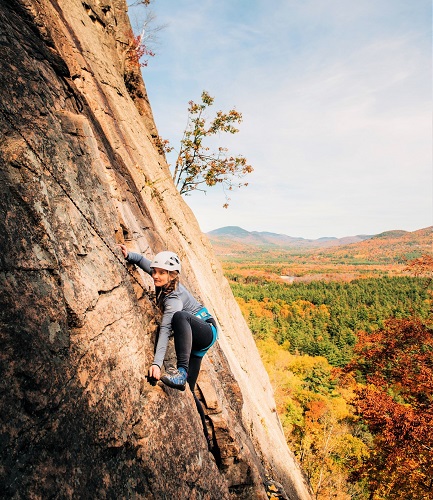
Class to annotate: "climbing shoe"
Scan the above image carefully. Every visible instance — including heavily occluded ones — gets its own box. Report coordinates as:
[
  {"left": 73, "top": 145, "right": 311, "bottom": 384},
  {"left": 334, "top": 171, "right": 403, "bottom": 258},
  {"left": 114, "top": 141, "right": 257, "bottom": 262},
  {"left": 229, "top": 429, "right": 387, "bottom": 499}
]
[{"left": 161, "top": 367, "right": 187, "bottom": 391}]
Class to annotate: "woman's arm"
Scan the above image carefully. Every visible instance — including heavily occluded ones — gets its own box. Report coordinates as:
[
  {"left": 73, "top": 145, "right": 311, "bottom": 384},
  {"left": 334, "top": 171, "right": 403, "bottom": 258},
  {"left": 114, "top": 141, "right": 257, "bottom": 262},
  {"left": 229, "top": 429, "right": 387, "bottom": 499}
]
[
  {"left": 118, "top": 244, "right": 152, "bottom": 275},
  {"left": 152, "top": 296, "right": 183, "bottom": 368}
]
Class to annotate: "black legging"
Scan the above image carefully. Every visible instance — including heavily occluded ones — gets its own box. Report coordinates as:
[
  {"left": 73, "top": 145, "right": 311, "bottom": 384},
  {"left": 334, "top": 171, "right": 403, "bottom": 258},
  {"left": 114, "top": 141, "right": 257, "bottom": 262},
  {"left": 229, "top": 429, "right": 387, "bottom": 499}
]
[{"left": 171, "top": 310, "right": 214, "bottom": 383}]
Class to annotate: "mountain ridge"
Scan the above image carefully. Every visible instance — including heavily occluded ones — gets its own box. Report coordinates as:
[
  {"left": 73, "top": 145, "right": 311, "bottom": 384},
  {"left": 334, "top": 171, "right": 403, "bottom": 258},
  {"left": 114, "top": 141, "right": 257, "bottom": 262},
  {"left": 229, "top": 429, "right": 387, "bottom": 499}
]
[
  {"left": 207, "top": 225, "right": 375, "bottom": 248},
  {"left": 207, "top": 226, "right": 432, "bottom": 264}
]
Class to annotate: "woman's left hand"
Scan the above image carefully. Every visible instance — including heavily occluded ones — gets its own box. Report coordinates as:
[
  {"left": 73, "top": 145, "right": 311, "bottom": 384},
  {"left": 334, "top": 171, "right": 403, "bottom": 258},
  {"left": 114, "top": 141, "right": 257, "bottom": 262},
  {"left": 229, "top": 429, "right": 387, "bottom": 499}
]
[{"left": 148, "top": 364, "right": 161, "bottom": 380}]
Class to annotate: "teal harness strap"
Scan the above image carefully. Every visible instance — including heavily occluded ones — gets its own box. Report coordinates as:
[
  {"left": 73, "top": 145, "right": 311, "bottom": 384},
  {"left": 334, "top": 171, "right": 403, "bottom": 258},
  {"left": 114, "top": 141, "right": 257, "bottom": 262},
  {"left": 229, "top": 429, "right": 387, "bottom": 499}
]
[
  {"left": 191, "top": 307, "right": 218, "bottom": 358},
  {"left": 194, "top": 307, "right": 213, "bottom": 321}
]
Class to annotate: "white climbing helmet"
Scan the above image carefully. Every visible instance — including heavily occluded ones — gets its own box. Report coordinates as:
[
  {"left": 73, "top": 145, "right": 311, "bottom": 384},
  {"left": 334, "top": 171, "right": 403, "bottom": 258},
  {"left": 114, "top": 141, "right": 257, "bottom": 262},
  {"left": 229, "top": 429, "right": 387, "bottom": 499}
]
[{"left": 150, "top": 251, "right": 181, "bottom": 273}]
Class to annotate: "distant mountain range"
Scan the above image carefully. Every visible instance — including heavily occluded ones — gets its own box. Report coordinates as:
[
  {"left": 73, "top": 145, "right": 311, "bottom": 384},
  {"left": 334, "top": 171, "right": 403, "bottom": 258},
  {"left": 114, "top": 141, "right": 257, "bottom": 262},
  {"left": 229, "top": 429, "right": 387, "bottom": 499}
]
[
  {"left": 206, "top": 225, "right": 432, "bottom": 252},
  {"left": 207, "top": 226, "right": 376, "bottom": 249}
]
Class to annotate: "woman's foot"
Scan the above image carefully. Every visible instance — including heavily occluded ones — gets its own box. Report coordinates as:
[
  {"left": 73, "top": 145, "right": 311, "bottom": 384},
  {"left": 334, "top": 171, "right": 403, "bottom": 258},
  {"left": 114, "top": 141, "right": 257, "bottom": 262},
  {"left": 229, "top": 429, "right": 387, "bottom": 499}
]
[{"left": 161, "top": 367, "right": 188, "bottom": 391}]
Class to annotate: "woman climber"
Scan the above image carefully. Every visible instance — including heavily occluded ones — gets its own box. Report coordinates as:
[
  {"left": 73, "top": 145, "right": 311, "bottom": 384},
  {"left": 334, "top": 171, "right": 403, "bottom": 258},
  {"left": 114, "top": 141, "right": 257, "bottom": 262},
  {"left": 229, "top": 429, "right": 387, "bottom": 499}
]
[{"left": 118, "top": 245, "right": 218, "bottom": 393}]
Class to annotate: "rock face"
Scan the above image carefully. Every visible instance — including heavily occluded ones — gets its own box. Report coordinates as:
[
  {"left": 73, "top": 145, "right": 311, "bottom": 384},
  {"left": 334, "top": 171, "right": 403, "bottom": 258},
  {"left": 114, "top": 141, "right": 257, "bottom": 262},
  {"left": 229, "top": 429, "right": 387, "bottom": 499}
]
[{"left": 0, "top": 1, "right": 312, "bottom": 498}]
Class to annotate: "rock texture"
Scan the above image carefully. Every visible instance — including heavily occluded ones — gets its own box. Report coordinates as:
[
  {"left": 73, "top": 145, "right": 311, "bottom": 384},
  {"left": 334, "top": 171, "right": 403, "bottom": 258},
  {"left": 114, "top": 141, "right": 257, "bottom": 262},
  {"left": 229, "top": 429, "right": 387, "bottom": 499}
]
[{"left": 0, "top": 1, "right": 312, "bottom": 498}]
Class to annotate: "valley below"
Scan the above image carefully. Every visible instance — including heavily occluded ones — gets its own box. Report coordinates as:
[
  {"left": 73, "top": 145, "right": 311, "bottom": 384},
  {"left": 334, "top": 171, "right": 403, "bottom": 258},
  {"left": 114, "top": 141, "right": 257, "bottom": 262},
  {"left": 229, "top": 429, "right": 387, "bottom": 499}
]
[{"left": 208, "top": 225, "right": 433, "bottom": 499}]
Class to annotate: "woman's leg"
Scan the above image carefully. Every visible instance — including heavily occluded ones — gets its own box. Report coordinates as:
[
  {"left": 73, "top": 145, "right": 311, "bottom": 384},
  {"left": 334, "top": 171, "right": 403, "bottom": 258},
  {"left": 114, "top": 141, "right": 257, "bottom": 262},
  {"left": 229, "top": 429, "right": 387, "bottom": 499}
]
[
  {"left": 171, "top": 311, "right": 213, "bottom": 371},
  {"left": 187, "top": 355, "right": 202, "bottom": 391}
]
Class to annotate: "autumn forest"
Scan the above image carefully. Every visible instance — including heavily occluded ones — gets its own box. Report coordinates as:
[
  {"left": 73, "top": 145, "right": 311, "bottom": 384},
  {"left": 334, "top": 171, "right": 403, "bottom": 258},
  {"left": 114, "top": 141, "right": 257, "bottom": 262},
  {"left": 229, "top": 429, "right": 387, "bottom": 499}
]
[{"left": 210, "top": 227, "right": 433, "bottom": 500}]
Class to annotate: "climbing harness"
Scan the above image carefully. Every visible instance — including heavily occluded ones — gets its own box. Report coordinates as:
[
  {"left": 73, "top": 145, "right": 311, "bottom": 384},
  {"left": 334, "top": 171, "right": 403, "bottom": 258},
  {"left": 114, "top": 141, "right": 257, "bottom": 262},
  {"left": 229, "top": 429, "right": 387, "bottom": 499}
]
[
  {"left": 0, "top": 107, "right": 154, "bottom": 302},
  {"left": 191, "top": 307, "right": 218, "bottom": 357},
  {"left": 194, "top": 307, "right": 213, "bottom": 322}
]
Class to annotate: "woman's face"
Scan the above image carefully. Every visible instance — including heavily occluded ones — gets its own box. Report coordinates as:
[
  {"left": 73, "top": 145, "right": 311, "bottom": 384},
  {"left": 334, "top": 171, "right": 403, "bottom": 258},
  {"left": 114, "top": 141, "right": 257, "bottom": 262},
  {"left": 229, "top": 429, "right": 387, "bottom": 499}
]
[{"left": 152, "top": 267, "right": 171, "bottom": 287}]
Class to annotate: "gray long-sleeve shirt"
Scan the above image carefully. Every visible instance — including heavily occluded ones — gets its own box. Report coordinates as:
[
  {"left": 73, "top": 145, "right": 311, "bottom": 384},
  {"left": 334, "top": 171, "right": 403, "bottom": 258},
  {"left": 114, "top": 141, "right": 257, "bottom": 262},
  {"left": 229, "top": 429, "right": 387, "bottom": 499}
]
[{"left": 126, "top": 251, "right": 203, "bottom": 367}]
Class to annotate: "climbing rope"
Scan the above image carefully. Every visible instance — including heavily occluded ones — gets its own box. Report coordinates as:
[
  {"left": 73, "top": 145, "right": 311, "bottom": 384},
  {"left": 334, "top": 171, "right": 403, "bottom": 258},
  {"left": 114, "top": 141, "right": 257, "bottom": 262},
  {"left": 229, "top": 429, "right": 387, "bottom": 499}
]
[{"left": 0, "top": 107, "right": 154, "bottom": 302}]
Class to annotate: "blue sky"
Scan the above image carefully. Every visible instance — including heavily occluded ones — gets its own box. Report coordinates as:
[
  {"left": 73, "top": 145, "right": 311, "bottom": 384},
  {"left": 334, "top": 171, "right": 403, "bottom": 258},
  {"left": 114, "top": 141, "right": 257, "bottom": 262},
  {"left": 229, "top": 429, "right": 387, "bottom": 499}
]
[{"left": 128, "top": 0, "right": 432, "bottom": 239}]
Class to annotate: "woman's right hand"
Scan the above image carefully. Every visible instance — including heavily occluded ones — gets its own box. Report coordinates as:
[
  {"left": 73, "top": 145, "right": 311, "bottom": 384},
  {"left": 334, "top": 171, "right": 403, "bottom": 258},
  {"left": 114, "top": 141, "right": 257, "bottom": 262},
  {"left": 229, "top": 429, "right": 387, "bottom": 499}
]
[
  {"left": 148, "top": 364, "right": 161, "bottom": 380},
  {"left": 118, "top": 244, "right": 128, "bottom": 258}
]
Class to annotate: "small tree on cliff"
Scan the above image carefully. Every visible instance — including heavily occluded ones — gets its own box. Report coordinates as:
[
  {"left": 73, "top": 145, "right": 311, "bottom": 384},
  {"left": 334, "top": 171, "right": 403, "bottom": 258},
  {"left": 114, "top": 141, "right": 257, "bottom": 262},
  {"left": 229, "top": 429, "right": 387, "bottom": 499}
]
[
  {"left": 123, "top": 1, "right": 163, "bottom": 98},
  {"left": 127, "top": 1, "right": 164, "bottom": 69},
  {"left": 160, "top": 91, "right": 253, "bottom": 208}
]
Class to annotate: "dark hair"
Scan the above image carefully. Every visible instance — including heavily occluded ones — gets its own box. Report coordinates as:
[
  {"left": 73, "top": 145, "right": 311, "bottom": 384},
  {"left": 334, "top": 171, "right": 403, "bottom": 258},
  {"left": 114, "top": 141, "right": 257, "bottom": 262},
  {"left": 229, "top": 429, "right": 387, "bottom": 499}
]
[{"left": 156, "top": 271, "right": 179, "bottom": 308}]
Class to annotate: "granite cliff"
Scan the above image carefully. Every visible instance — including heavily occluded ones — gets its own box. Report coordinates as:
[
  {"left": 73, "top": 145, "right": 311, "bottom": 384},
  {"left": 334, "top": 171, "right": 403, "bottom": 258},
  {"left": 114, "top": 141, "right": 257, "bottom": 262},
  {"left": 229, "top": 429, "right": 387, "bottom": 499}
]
[{"left": 0, "top": 1, "right": 312, "bottom": 498}]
